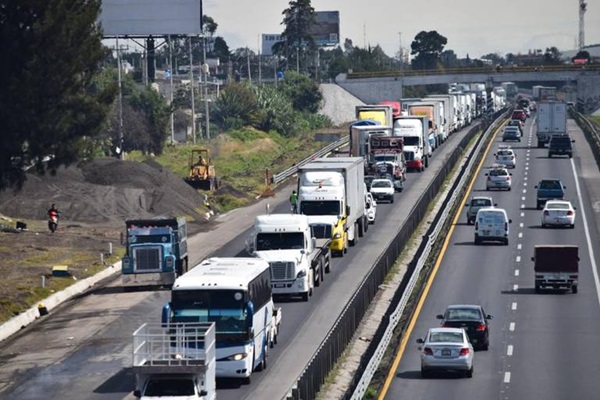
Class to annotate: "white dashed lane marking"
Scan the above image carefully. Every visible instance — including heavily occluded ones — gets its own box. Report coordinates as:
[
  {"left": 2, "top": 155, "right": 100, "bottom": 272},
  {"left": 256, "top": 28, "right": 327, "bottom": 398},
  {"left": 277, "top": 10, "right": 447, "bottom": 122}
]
[
  {"left": 512, "top": 302, "right": 517, "bottom": 310},
  {"left": 509, "top": 322, "right": 515, "bottom": 331},
  {"left": 507, "top": 345, "right": 514, "bottom": 356},
  {"left": 504, "top": 372, "right": 511, "bottom": 383},
  {"left": 515, "top": 269, "right": 520, "bottom": 276}
]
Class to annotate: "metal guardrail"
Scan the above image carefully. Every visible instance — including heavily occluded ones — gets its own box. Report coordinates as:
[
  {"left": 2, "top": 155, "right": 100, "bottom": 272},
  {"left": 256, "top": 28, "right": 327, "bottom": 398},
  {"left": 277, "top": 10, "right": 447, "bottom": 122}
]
[
  {"left": 571, "top": 109, "right": 600, "bottom": 168},
  {"left": 284, "top": 109, "right": 507, "bottom": 400},
  {"left": 348, "top": 111, "right": 508, "bottom": 399},
  {"left": 271, "top": 136, "right": 350, "bottom": 185}
]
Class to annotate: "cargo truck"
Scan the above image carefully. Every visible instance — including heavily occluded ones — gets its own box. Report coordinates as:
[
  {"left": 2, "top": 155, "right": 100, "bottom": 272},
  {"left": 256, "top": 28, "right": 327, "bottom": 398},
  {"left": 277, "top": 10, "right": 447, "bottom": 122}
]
[
  {"left": 349, "top": 125, "right": 392, "bottom": 161},
  {"left": 246, "top": 214, "right": 331, "bottom": 301},
  {"left": 369, "top": 135, "right": 405, "bottom": 191},
  {"left": 132, "top": 322, "right": 216, "bottom": 400},
  {"left": 356, "top": 104, "right": 394, "bottom": 127},
  {"left": 121, "top": 217, "right": 188, "bottom": 288},
  {"left": 428, "top": 94, "right": 459, "bottom": 134},
  {"left": 532, "top": 245, "right": 579, "bottom": 293},
  {"left": 536, "top": 101, "right": 567, "bottom": 148},
  {"left": 393, "top": 115, "right": 431, "bottom": 172},
  {"left": 407, "top": 102, "right": 446, "bottom": 146},
  {"left": 298, "top": 157, "right": 366, "bottom": 257}
]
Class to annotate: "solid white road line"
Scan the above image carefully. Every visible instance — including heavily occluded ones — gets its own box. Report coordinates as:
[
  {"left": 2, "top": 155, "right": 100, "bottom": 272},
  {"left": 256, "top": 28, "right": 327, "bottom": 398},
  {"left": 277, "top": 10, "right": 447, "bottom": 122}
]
[{"left": 570, "top": 159, "right": 600, "bottom": 310}]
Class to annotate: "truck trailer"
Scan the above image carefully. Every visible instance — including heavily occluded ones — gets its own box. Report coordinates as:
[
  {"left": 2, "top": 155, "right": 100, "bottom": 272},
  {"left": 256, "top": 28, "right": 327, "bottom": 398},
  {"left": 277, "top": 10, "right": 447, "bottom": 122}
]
[
  {"left": 532, "top": 245, "right": 579, "bottom": 293},
  {"left": 536, "top": 101, "right": 567, "bottom": 148}
]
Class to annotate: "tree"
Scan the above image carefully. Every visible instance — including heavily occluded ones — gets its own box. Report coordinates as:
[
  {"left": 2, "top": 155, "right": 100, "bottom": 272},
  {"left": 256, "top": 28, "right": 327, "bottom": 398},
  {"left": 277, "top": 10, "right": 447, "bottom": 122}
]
[
  {"left": 0, "top": 0, "right": 115, "bottom": 189},
  {"left": 543, "top": 47, "right": 561, "bottom": 65},
  {"left": 274, "top": 0, "right": 317, "bottom": 71},
  {"left": 211, "top": 37, "right": 231, "bottom": 64},
  {"left": 410, "top": 30, "right": 448, "bottom": 70},
  {"left": 279, "top": 71, "right": 322, "bottom": 113}
]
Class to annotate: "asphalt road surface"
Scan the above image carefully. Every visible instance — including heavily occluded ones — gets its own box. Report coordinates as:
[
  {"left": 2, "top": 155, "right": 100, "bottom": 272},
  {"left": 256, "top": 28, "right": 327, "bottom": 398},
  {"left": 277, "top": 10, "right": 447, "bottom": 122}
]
[{"left": 380, "top": 117, "right": 600, "bottom": 399}]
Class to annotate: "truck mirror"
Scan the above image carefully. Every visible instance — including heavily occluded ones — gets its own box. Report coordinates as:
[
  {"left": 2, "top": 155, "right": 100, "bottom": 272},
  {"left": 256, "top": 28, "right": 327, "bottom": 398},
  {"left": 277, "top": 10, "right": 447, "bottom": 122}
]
[
  {"left": 133, "top": 389, "right": 142, "bottom": 398},
  {"left": 245, "top": 238, "right": 255, "bottom": 254},
  {"left": 531, "top": 257, "right": 535, "bottom": 262},
  {"left": 346, "top": 205, "right": 351, "bottom": 216},
  {"left": 161, "top": 303, "right": 172, "bottom": 327},
  {"left": 245, "top": 301, "right": 255, "bottom": 327},
  {"left": 311, "top": 237, "right": 317, "bottom": 248},
  {"left": 508, "top": 219, "right": 512, "bottom": 223},
  {"left": 464, "top": 203, "right": 469, "bottom": 207}
]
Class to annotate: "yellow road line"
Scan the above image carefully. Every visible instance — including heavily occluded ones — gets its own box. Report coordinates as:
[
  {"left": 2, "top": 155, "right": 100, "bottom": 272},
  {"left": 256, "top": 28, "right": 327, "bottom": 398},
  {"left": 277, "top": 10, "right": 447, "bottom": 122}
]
[{"left": 377, "top": 121, "right": 505, "bottom": 399}]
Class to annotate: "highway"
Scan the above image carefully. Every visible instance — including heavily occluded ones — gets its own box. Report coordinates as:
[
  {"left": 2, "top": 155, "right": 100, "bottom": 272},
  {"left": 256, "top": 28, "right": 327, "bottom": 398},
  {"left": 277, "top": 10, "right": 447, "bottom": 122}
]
[
  {"left": 0, "top": 120, "right": 481, "bottom": 399},
  {"left": 380, "top": 117, "right": 600, "bottom": 399}
]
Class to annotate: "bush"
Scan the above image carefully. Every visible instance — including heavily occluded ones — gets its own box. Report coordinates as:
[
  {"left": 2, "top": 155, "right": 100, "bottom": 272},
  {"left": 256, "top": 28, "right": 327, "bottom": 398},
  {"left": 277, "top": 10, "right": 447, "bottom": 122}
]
[{"left": 212, "top": 82, "right": 258, "bottom": 131}]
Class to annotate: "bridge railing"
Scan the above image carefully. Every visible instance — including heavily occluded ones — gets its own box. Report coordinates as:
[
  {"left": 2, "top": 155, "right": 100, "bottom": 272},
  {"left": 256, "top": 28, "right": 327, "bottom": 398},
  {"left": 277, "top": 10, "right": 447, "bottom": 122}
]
[{"left": 346, "top": 63, "right": 600, "bottom": 79}]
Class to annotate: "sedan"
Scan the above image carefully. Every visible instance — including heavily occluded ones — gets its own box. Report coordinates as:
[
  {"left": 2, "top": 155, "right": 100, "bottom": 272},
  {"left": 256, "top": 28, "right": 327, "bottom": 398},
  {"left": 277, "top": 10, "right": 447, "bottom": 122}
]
[
  {"left": 502, "top": 126, "right": 521, "bottom": 142},
  {"left": 436, "top": 305, "right": 492, "bottom": 350},
  {"left": 416, "top": 327, "right": 474, "bottom": 378},
  {"left": 494, "top": 147, "right": 516, "bottom": 168},
  {"left": 370, "top": 178, "right": 395, "bottom": 203},
  {"left": 486, "top": 166, "right": 512, "bottom": 191},
  {"left": 541, "top": 200, "right": 576, "bottom": 228}
]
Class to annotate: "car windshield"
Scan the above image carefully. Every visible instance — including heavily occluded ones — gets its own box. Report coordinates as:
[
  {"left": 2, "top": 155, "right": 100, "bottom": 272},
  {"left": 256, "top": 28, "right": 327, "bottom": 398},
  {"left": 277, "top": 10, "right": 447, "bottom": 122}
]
[
  {"left": 546, "top": 203, "right": 569, "bottom": 210},
  {"left": 539, "top": 181, "right": 562, "bottom": 190},
  {"left": 372, "top": 181, "right": 392, "bottom": 188},
  {"left": 497, "top": 150, "right": 512, "bottom": 156},
  {"left": 446, "top": 308, "right": 482, "bottom": 321},
  {"left": 429, "top": 332, "right": 464, "bottom": 343}
]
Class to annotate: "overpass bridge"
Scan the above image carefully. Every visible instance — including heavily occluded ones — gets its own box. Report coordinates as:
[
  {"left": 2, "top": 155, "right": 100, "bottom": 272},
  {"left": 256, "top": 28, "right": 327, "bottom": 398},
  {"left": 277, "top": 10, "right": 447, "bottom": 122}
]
[{"left": 335, "top": 64, "right": 600, "bottom": 113}]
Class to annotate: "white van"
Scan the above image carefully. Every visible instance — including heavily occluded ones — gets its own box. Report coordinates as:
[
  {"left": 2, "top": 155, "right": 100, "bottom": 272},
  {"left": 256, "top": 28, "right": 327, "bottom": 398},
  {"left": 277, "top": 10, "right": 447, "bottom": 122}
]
[{"left": 474, "top": 208, "right": 511, "bottom": 245}]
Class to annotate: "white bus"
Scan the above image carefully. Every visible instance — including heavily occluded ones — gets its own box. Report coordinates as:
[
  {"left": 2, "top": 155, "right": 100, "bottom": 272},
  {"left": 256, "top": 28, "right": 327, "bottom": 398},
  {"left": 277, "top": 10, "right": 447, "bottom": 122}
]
[{"left": 161, "top": 257, "right": 281, "bottom": 382}]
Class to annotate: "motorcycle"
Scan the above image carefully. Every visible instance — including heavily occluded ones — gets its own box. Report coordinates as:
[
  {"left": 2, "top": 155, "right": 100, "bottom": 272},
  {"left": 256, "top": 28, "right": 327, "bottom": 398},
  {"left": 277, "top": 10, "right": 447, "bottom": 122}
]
[{"left": 48, "top": 214, "right": 58, "bottom": 233}]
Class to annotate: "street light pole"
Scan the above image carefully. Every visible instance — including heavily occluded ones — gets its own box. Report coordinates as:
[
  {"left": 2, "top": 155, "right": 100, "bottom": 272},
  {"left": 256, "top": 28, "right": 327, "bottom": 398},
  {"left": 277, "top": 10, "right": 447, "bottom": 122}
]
[
  {"left": 202, "top": 34, "right": 210, "bottom": 140},
  {"left": 189, "top": 37, "right": 196, "bottom": 143}
]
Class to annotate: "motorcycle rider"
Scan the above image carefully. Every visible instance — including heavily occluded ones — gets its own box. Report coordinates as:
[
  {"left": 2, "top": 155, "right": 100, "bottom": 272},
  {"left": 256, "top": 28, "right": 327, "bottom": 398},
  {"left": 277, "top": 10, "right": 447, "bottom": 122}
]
[{"left": 47, "top": 203, "right": 60, "bottom": 231}]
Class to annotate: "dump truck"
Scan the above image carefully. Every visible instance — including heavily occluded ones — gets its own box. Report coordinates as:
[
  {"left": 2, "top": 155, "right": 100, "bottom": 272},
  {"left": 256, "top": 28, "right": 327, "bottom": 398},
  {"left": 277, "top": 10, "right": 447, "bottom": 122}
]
[
  {"left": 132, "top": 322, "right": 216, "bottom": 400},
  {"left": 532, "top": 245, "right": 579, "bottom": 293},
  {"left": 121, "top": 217, "right": 189, "bottom": 288},
  {"left": 184, "top": 149, "right": 220, "bottom": 191}
]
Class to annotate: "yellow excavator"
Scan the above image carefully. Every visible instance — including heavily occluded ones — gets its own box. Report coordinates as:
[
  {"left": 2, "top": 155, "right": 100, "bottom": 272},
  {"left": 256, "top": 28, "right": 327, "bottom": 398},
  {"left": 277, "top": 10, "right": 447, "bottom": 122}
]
[{"left": 184, "top": 149, "right": 220, "bottom": 191}]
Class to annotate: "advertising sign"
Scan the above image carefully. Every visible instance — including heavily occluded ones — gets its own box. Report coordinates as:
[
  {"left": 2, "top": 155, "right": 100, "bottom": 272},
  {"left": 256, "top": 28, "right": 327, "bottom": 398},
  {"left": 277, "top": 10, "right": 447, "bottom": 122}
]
[{"left": 309, "top": 11, "right": 340, "bottom": 46}]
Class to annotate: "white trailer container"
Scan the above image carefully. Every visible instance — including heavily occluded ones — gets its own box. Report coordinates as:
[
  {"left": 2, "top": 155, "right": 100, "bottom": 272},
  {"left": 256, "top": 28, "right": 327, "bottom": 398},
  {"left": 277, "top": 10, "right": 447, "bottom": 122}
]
[
  {"left": 428, "top": 94, "right": 459, "bottom": 134},
  {"left": 349, "top": 125, "right": 392, "bottom": 162},
  {"left": 536, "top": 101, "right": 567, "bottom": 147},
  {"left": 298, "top": 158, "right": 367, "bottom": 257},
  {"left": 393, "top": 115, "right": 430, "bottom": 172},
  {"left": 132, "top": 322, "right": 216, "bottom": 400}
]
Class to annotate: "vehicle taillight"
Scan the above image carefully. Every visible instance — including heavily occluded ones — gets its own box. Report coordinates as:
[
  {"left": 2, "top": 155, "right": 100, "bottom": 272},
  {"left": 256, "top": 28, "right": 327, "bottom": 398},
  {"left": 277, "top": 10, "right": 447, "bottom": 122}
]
[
  {"left": 507, "top": 176, "right": 511, "bottom": 180},
  {"left": 476, "top": 324, "right": 486, "bottom": 331},
  {"left": 567, "top": 210, "right": 574, "bottom": 216},
  {"left": 459, "top": 348, "right": 470, "bottom": 356},
  {"left": 424, "top": 347, "right": 433, "bottom": 355},
  {"left": 544, "top": 211, "right": 549, "bottom": 216}
]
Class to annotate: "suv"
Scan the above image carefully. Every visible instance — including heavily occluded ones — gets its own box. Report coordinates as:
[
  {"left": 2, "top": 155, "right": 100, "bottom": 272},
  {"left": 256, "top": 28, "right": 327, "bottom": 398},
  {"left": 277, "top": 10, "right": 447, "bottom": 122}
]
[
  {"left": 465, "top": 196, "right": 496, "bottom": 225},
  {"left": 535, "top": 179, "right": 566, "bottom": 209},
  {"left": 548, "top": 135, "right": 575, "bottom": 158}
]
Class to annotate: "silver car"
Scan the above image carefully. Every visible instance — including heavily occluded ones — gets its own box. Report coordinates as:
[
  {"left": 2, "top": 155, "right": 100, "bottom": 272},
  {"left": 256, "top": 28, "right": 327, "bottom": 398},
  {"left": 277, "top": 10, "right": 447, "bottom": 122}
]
[
  {"left": 485, "top": 166, "right": 512, "bottom": 191},
  {"left": 464, "top": 196, "right": 496, "bottom": 225},
  {"left": 417, "top": 327, "right": 474, "bottom": 378}
]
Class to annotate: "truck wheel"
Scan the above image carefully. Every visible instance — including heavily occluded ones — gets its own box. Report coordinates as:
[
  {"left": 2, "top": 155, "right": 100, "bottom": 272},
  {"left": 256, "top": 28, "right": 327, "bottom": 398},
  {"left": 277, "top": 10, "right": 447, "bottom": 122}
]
[
  {"left": 314, "top": 262, "right": 322, "bottom": 287},
  {"left": 572, "top": 285, "right": 578, "bottom": 294},
  {"left": 301, "top": 291, "right": 309, "bottom": 302},
  {"left": 319, "top": 257, "right": 325, "bottom": 282},
  {"left": 358, "top": 219, "right": 365, "bottom": 238},
  {"left": 350, "top": 223, "right": 359, "bottom": 246},
  {"left": 364, "top": 216, "right": 369, "bottom": 233},
  {"left": 537, "top": 141, "right": 544, "bottom": 148}
]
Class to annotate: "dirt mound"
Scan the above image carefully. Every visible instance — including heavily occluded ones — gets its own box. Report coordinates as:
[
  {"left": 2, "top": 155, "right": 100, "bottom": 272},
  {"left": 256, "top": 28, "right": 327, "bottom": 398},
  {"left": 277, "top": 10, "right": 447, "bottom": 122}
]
[{"left": 0, "top": 158, "right": 211, "bottom": 233}]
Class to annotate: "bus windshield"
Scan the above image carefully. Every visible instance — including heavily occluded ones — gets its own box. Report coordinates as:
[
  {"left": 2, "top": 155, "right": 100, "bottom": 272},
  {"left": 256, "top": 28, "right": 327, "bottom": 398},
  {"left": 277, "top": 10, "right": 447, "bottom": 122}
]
[
  {"left": 171, "top": 290, "right": 247, "bottom": 335},
  {"left": 301, "top": 200, "right": 341, "bottom": 216}
]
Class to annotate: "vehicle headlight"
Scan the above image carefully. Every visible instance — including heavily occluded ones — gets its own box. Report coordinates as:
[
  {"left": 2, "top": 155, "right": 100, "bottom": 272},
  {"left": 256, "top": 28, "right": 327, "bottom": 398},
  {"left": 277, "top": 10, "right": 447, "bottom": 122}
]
[
  {"left": 333, "top": 232, "right": 342, "bottom": 239},
  {"left": 296, "top": 269, "right": 307, "bottom": 278},
  {"left": 219, "top": 353, "right": 248, "bottom": 362},
  {"left": 165, "top": 256, "right": 175, "bottom": 269}
]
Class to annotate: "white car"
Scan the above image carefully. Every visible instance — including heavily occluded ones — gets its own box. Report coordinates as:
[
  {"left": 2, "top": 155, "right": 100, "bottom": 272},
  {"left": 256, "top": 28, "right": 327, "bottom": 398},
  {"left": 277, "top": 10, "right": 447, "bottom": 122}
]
[
  {"left": 541, "top": 200, "right": 576, "bottom": 228},
  {"left": 485, "top": 166, "right": 512, "bottom": 191},
  {"left": 366, "top": 192, "right": 377, "bottom": 224},
  {"left": 416, "top": 327, "right": 474, "bottom": 378},
  {"left": 370, "top": 178, "right": 395, "bottom": 203},
  {"left": 494, "top": 146, "right": 516, "bottom": 168}
]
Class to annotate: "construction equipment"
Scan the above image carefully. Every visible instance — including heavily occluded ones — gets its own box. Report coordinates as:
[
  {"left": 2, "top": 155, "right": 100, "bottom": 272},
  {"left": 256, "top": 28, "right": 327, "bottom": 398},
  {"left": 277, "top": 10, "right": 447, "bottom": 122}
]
[{"left": 184, "top": 149, "right": 220, "bottom": 191}]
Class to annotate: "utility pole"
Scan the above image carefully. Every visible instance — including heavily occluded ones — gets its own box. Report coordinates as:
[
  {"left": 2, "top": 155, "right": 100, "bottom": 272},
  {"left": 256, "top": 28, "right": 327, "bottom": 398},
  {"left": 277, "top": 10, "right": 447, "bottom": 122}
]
[
  {"left": 189, "top": 37, "right": 196, "bottom": 143},
  {"left": 168, "top": 35, "right": 174, "bottom": 144},
  {"left": 203, "top": 34, "right": 210, "bottom": 140},
  {"left": 116, "top": 36, "right": 124, "bottom": 160},
  {"left": 247, "top": 47, "right": 252, "bottom": 83},
  {"left": 579, "top": 0, "right": 587, "bottom": 50}
]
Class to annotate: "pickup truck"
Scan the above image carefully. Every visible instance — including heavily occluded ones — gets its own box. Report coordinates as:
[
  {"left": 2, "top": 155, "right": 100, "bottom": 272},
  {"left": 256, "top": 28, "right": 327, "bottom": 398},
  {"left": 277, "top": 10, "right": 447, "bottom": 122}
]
[
  {"left": 532, "top": 245, "right": 579, "bottom": 293},
  {"left": 535, "top": 179, "right": 566, "bottom": 209}
]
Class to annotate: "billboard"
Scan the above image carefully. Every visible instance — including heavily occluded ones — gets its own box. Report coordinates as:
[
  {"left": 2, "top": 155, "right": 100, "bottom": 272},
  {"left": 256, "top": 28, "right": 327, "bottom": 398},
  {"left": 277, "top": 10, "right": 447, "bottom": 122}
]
[
  {"left": 309, "top": 11, "right": 339, "bottom": 46},
  {"left": 261, "top": 34, "right": 284, "bottom": 56},
  {"left": 99, "top": 0, "right": 203, "bottom": 37}
]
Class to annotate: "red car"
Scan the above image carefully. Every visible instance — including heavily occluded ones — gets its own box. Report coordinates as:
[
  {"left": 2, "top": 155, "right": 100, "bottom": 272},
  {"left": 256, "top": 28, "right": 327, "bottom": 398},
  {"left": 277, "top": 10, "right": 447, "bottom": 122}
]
[{"left": 511, "top": 109, "right": 526, "bottom": 122}]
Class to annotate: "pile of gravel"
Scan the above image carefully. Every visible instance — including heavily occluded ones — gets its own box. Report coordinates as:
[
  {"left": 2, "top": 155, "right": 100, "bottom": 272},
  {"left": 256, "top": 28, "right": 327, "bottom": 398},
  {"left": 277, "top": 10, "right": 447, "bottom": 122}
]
[{"left": 0, "top": 158, "right": 210, "bottom": 229}]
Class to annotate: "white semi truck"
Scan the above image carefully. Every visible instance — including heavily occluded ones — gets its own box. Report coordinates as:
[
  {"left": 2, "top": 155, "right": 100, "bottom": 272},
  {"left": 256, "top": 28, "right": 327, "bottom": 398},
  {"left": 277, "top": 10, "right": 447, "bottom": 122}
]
[
  {"left": 298, "top": 157, "right": 367, "bottom": 257},
  {"left": 393, "top": 115, "right": 431, "bottom": 172},
  {"left": 247, "top": 214, "right": 331, "bottom": 301},
  {"left": 132, "top": 322, "right": 216, "bottom": 400}
]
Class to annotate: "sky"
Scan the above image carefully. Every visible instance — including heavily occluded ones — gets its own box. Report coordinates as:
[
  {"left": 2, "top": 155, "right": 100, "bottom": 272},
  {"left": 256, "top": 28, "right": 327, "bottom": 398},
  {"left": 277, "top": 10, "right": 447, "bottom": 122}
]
[{"left": 204, "top": 0, "right": 600, "bottom": 59}]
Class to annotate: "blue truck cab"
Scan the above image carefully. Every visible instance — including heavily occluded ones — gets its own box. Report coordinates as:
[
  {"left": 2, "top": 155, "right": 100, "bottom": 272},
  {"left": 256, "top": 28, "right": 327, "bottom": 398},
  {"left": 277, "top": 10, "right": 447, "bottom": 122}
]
[
  {"left": 535, "top": 179, "right": 566, "bottom": 210},
  {"left": 121, "top": 217, "right": 188, "bottom": 288}
]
